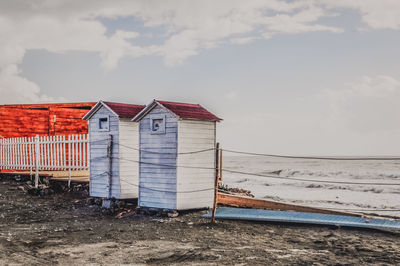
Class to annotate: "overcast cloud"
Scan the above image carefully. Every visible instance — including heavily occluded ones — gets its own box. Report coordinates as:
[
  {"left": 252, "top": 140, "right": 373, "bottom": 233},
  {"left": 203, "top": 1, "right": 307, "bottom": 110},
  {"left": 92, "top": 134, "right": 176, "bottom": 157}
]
[{"left": 1, "top": 0, "right": 400, "bottom": 155}]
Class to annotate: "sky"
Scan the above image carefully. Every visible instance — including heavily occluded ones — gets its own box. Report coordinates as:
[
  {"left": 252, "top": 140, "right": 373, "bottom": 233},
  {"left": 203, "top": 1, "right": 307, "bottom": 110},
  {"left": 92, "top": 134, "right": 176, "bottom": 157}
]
[{"left": 1, "top": 0, "right": 400, "bottom": 156}]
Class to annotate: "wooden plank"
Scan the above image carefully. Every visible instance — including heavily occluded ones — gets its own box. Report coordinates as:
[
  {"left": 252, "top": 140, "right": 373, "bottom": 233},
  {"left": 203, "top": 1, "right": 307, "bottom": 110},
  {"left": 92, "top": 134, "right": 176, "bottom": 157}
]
[
  {"left": 61, "top": 135, "right": 65, "bottom": 170},
  {"left": 4, "top": 138, "right": 7, "bottom": 169},
  {"left": 217, "top": 193, "right": 362, "bottom": 217},
  {"left": 79, "top": 134, "right": 83, "bottom": 169},
  {"left": 48, "top": 136, "right": 52, "bottom": 170},
  {"left": 30, "top": 136, "right": 34, "bottom": 169},
  {"left": 10, "top": 138, "right": 13, "bottom": 169},
  {"left": 72, "top": 135, "right": 75, "bottom": 170},
  {"left": 3, "top": 170, "right": 89, "bottom": 182},
  {"left": 56, "top": 135, "right": 60, "bottom": 169},
  {"left": 22, "top": 137, "right": 26, "bottom": 168},
  {"left": 16, "top": 138, "right": 20, "bottom": 169},
  {"left": 82, "top": 134, "right": 86, "bottom": 169}
]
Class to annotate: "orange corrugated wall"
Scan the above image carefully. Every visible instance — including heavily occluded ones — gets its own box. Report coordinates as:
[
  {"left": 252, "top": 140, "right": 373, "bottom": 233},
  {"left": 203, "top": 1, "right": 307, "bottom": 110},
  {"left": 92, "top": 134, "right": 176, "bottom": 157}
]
[{"left": 0, "top": 102, "right": 96, "bottom": 138}]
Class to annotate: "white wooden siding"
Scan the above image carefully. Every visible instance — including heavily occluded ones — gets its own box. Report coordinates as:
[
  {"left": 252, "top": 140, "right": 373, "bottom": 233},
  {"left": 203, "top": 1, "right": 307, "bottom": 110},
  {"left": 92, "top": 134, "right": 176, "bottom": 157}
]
[
  {"left": 138, "top": 105, "right": 178, "bottom": 209},
  {"left": 177, "top": 119, "right": 216, "bottom": 210},
  {"left": 118, "top": 119, "right": 139, "bottom": 199},
  {"left": 88, "top": 106, "right": 120, "bottom": 198}
]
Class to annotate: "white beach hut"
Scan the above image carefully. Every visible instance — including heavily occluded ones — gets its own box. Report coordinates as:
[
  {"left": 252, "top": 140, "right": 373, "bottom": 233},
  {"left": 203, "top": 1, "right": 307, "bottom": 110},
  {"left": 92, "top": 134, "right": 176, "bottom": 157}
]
[
  {"left": 132, "top": 100, "right": 222, "bottom": 210},
  {"left": 83, "top": 101, "right": 145, "bottom": 199}
]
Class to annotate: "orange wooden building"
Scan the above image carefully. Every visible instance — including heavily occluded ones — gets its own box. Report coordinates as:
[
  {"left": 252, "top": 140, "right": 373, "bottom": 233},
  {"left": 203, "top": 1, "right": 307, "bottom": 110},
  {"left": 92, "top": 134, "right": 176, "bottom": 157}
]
[{"left": 0, "top": 102, "right": 96, "bottom": 138}]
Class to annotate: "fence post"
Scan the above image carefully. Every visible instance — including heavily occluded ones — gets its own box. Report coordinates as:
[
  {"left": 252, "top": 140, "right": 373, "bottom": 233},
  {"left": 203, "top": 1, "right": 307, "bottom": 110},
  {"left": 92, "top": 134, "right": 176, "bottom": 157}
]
[
  {"left": 219, "top": 148, "right": 223, "bottom": 181},
  {"left": 68, "top": 168, "right": 72, "bottom": 188},
  {"left": 34, "top": 135, "right": 40, "bottom": 188},
  {"left": 211, "top": 142, "right": 220, "bottom": 223},
  {"left": 68, "top": 135, "right": 71, "bottom": 187}
]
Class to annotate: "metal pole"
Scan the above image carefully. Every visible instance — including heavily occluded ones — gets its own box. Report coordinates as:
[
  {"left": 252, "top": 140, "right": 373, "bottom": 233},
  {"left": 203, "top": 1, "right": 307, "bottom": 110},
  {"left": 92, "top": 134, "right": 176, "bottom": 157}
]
[
  {"left": 211, "top": 142, "right": 220, "bottom": 223},
  {"left": 107, "top": 134, "right": 113, "bottom": 199},
  {"left": 219, "top": 149, "right": 223, "bottom": 181},
  {"left": 34, "top": 135, "right": 39, "bottom": 188}
]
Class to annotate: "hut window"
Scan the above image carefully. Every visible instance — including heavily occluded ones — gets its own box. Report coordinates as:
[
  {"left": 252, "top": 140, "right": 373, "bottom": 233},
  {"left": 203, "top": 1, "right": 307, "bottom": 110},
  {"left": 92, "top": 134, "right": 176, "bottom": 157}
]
[
  {"left": 98, "top": 116, "right": 109, "bottom": 131},
  {"left": 150, "top": 115, "right": 166, "bottom": 134}
]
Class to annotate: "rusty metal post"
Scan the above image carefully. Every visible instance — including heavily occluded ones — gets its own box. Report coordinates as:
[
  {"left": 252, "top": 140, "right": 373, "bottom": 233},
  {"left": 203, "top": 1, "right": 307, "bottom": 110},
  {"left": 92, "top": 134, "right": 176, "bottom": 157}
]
[
  {"left": 219, "top": 148, "right": 223, "bottom": 181},
  {"left": 107, "top": 134, "right": 113, "bottom": 199},
  {"left": 211, "top": 142, "right": 220, "bottom": 223}
]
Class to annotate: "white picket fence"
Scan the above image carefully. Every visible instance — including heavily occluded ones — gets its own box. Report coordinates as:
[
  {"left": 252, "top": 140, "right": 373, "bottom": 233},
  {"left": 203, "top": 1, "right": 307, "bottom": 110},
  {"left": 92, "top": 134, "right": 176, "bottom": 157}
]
[{"left": 0, "top": 134, "right": 89, "bottom": 187}]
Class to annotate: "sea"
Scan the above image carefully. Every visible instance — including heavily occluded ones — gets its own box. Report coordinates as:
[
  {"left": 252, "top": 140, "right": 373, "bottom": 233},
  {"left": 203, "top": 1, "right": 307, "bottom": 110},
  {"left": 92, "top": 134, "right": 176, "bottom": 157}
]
[{"left": 222, "top": 156, "right": 400, "bottom": 217}]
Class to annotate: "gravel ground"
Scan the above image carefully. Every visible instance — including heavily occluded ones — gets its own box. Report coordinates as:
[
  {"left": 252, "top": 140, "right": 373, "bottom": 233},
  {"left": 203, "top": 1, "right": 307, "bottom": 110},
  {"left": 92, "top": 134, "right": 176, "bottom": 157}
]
[{"left": 1, "top": 176, "right": 400, "bottom": 265}]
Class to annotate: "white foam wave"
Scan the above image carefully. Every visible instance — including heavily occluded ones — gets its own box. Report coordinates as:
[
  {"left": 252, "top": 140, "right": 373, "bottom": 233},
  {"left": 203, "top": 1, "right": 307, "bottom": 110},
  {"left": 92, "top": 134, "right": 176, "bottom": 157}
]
[{"left": 278, "top": 169, "right": 400, "bottom": 180}]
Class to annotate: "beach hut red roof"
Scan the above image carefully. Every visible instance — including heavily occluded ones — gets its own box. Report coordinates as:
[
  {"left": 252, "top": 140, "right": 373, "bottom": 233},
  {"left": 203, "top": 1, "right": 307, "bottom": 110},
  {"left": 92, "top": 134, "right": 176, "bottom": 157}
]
[
  {"left": 103, "top": 101, "right": 145, "bottom": 118},
  {"left": 132, "top": 100, "right": 222, "bottom": 122},
  {"left": 83, "top": 101, "right": 145, "bottom": 120},
  {"left": 158, "top": 100, "right": 222, "bottom": 121}
]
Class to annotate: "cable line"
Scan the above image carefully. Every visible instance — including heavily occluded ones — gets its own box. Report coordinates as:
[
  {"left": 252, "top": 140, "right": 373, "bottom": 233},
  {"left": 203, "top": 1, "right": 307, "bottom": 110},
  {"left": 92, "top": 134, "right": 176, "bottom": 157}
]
[
  {"left": 222, "top": 149, "right": 400, "bottom": 161},
  {"left": 321, "top": 207, "right": 400, "bottom": 212},
  {"left": 116, "top": 142, "right": 215, "bottom": 155},
  {"left": 89, "top": 138, "right": 400, "bottom": 160},
  {"left": 221, "top": 168, "right": 400, "bottom": 186},
  {"left": 117, "top": 157, "right": 216, "bottom": 171},
  {"left": 87, "top": 155, "right": 400, "bottom": 186},
  {"left": 91, "top": 170, "right": 214, "bottom": 194},
  {"left": 119, "top": 179, "right": 214, "bottom": 193}
]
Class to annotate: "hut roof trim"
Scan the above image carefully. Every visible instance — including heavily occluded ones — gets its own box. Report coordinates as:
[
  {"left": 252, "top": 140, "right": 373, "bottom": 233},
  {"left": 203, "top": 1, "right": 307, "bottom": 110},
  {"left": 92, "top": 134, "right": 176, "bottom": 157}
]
[
  {"left": 83, "top": 100, "right": 145, "bottom": 120},
  {"left": 132, "top": 99, "right": 222, "bottom": 122}
]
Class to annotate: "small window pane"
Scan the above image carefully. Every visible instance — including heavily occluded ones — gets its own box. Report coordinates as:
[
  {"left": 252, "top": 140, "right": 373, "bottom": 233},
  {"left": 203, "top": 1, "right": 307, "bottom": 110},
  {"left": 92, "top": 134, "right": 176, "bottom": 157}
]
[
  {"left": 152, "top": 119, "right": 163, "bottom": 131},
  {"left": 150, "top": 115, "right": 166, "bottom": 134},
  {"left": 99, "top": 117, "right": 109, "bottom": 130}
]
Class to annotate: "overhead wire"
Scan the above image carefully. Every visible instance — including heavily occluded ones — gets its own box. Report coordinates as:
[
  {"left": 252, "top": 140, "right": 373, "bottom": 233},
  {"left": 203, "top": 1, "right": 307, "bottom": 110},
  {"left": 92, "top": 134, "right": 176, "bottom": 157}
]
[
  {"left": 221, "top": 149, "right": 400, "bottom": 161},
  {"left": 91, "top": 171, "right": 400, "bottom": 213},
  {"left": 90, "top": 171, "right": 400, "bottom": 213},
  {"left": 88, "top": 155, "right": 400, "bottom": 186},
  {"left": 119, "top": 179, "right": 214, "bottom": 193},
  {"left": 90, "top": 170, "right": 214, "bottom": 194},
  {"left": 116, "top": 142, "right": 215, "bottom": 155},
  {"left": 319, "top": 207, "right": 400, "bottom": 212},
  {"left": 221, "top": 168, "right": 400, "bottom": 186},
  {"left": 89, "top": 138, "right": 400, "bottom": 160},
  {"left": 88, "top": 156, "right": 400, "bottom": 213}
]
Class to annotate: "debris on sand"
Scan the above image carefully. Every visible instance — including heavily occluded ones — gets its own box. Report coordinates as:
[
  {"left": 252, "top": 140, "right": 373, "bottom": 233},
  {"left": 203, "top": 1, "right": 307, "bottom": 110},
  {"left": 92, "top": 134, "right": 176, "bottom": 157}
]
[
  {"left": 115, "top": 209, "right": 136, "bottom": 219},
  {"left": 218, "top": 183, "right": 254, "bottom": 198},
  {"left": 167, "top": 210, "right": 179, "bottom": 218}
]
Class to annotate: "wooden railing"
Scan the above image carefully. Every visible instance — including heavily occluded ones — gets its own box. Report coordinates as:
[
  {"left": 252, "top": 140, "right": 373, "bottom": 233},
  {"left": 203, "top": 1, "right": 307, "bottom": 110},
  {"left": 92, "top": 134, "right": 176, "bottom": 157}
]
[{"left": 0, "top": 134, "right": 89, "bottom": 187}]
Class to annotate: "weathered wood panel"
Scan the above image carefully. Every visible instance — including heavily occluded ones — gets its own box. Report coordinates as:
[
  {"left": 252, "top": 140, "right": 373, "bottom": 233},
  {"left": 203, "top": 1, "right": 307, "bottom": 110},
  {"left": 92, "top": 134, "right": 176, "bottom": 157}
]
[
  {"left": 177, "top": 119, "right": 216, "bottom": 210},
  {"left": 217, "top": 193, "right": 362, "bottom": 217},
  {"left": 88, "top": 106, "right": 120, "bottom": 198},
  {"left": 118, "top": 119, "right": 139, "bottom": 199},
  {"left": 138, "top": 105, "right": 178, "bottom": 209}
]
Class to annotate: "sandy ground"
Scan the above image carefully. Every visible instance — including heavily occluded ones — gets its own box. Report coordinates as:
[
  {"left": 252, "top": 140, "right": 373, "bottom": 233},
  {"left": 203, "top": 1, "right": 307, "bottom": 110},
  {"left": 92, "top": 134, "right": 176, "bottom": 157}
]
[{"left": 1, "top": 176, "right": 400, "bottom": 265}]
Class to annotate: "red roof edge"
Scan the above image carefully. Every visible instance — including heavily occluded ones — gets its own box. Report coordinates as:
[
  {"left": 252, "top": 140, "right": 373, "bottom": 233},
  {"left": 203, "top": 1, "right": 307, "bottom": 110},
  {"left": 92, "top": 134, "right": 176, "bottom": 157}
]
[
  {"left": 157, "top": 100, "right": 222, "bottom": 122},
  {"left": 102, "top": 101, "right": 145, "bottom": 119}
]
